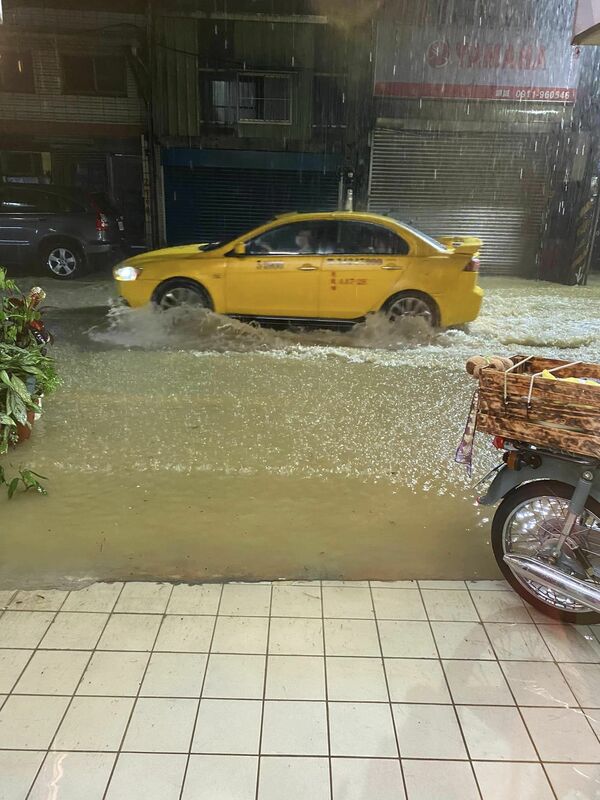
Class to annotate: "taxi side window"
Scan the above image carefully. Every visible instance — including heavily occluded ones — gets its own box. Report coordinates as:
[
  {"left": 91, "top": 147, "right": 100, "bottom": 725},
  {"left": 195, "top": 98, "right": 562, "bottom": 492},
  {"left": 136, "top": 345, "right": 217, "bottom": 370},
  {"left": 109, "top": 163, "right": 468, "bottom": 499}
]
[
  {"left": 336, "top": 222, "right": 409, "bottom": 255},
  {"left": 247, "top": 221, "right": 337, "bottom": 256}
]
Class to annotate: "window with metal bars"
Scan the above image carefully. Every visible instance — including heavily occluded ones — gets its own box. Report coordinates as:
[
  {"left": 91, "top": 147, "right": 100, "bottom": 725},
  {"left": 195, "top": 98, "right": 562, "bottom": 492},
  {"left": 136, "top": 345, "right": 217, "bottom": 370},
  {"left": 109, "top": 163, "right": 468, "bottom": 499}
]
[
  {"left": 200, "top": 71, "right": 291, "bottom": 125},
  {"left": 238, "top": 74, "right": 291, "bottom": 123}
]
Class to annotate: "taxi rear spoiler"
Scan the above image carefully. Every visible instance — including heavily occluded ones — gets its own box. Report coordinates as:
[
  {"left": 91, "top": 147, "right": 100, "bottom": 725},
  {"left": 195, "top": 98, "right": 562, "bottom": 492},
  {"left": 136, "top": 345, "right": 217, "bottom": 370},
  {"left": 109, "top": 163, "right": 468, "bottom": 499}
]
[{"left": 437, "top": 235, "right": 483, "bottom": 256}]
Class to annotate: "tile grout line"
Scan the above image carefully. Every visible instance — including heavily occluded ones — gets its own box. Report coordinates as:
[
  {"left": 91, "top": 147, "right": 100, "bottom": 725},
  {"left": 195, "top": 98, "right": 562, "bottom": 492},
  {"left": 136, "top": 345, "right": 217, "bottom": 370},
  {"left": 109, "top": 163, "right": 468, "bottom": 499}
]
[
  {"left": 1, "top": 609, "right": 553, "bottom": 622},
  {"left": 320, "top": 580, "right": 334, "bottom": 800},
  {"left": 532, "top": 615, "right": 600, "bottom": 753},
  {"left": 556, "top": 660, "right": 600, "bottom": 749},
  {"left": 254, "top": 581, "right": 274, "bottom": 800},
  {"left": 6, "top": 579, "right": 600, "bottom": 798},
  {"left": 535, "top": 616, "right": 600, "bottom": 747},
  {"left": 0, "top": 746, "right": 597, "bottom": 764},
  {"left": 1, "top": 614, "right": 50, "bottom": 699},
  {"left": 367, "top": 582, "right": 409, "bottom": 800},
  {"left": 0, "top": 590, "right": 17, "bottom": 619},
  {"left": 177, "top": 583, "right": 225, "bottom": 800},
  {"left": 4, "top": 645, "right": 600, "bottom": 662},
  {"left": 417, "top": 581, "right": 485, "bottom": 800},
  {"left": 3, "top": 694, "right": 599, "bottom": 707},
  {"left": 522, "top": 595, "right": 600, "bottom": 756},
  {"left": 101, "top": 583, "right": 175, "bottom": 800},
  {"left": 465, "top": 582, "right": 560, "bottom": 800},
  {"left": 21, "top": 590, "right": 74, "bottom": 800},
  {"left": 23, "top": 584, "right": 123, "bottom": 800}
]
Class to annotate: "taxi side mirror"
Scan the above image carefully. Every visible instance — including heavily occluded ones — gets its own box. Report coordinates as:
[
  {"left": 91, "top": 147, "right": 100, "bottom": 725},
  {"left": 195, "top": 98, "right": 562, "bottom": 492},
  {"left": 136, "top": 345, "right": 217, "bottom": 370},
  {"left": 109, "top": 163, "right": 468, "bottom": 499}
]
[{"left": 234, "top": 242, "right": 247, "bottom": 257}]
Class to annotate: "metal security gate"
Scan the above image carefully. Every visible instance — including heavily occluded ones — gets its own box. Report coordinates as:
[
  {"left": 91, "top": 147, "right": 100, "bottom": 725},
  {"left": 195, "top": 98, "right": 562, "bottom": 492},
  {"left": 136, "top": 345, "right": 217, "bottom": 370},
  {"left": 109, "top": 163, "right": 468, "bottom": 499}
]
[
  {"left": 164, "top": 158, "right": 340, "bottom": 246},
  {"left": 368, "top": 128, "right": 552, "bottom": 275}
]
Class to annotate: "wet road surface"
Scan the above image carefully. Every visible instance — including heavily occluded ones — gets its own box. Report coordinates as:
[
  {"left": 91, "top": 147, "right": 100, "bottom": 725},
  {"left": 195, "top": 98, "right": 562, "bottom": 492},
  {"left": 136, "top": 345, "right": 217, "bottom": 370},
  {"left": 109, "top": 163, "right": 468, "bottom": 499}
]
[{"left": 1, "top": 275, "right": 599, "bottom": 588}]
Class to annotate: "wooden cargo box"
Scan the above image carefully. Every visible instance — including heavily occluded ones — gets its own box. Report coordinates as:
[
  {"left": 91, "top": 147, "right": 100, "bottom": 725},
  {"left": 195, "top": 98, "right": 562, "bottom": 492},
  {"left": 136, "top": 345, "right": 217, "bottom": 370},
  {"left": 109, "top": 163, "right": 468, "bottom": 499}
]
[{"left": 476, "top": 356, "right": 600, "bottom": 458}]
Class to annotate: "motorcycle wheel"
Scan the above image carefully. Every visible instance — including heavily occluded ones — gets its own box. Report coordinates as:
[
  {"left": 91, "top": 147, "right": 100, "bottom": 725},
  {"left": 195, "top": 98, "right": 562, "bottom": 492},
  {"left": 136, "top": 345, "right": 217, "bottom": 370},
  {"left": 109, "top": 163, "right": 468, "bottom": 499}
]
[{"left": 492, "top": 480, "right": 600, "bottom": 624}]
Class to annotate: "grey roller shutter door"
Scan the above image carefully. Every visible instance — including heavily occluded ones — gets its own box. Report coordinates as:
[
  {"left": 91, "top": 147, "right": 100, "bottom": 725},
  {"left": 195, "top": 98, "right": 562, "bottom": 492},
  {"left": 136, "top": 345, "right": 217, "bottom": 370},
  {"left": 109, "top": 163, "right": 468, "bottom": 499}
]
[{"left": 368, "top": 127, "right": 551, "bottom": 275}]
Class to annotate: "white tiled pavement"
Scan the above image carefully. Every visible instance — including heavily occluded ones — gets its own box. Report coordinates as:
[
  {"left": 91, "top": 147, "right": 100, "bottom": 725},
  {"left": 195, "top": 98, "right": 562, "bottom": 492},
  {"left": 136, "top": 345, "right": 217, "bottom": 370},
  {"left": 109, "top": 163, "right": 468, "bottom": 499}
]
[{"left": 1, "top": 580, "right": 600, "bottom": 799}]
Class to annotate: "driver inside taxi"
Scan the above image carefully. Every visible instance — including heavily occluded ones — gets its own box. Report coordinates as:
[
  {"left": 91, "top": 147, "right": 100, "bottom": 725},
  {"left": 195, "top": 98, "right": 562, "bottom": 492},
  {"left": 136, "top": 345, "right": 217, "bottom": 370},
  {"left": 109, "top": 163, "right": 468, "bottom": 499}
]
[{"left": 295, "top": 229, "right": 314, "bottom": 254}]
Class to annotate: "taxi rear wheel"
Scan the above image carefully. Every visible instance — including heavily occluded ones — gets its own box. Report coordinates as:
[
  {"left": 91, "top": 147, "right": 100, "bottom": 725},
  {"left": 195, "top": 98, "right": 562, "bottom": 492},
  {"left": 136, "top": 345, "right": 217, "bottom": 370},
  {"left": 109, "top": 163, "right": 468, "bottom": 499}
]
[
  {"left": 153, "top": 280, "right": 212, "bottom": 311},
  {"left": 383, "top": 291, "right": 439, "bottom": 327}
]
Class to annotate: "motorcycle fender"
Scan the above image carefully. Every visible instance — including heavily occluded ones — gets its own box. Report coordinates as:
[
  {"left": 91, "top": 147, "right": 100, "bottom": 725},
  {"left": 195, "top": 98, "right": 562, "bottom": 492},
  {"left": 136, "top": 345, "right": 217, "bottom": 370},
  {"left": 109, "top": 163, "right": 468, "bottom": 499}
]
[{"left": 478, "top": 459, "right": 600, "bottom": 507}]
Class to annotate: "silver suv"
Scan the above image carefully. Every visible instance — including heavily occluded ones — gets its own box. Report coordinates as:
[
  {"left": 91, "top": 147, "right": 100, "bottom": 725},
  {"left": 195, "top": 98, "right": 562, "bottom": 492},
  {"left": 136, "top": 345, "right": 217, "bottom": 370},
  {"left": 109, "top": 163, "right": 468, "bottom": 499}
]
[{"left": 0, "top": 184, "right": 126, "bottom": 279}]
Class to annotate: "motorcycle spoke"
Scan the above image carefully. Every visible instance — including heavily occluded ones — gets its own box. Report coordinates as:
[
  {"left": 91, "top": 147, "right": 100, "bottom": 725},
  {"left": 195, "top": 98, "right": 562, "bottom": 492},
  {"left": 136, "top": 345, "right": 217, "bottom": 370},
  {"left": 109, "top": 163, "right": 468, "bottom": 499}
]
[{"left": 503, "top": 492, "right": 600, "bottom": 614}]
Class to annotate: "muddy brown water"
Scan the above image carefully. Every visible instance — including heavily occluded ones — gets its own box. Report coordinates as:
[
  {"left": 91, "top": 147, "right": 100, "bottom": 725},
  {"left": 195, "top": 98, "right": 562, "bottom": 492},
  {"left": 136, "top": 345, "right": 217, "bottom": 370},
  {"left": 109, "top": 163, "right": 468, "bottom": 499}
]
[{"left": 1, "top": 276, "right": 599, "bottom": 588}]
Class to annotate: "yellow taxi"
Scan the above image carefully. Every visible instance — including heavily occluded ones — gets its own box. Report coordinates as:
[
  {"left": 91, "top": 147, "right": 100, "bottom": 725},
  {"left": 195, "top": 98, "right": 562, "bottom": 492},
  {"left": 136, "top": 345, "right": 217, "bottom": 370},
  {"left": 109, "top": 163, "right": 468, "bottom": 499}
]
[{"left": 113, "top": 211, "right": 483, "bottom": 328}]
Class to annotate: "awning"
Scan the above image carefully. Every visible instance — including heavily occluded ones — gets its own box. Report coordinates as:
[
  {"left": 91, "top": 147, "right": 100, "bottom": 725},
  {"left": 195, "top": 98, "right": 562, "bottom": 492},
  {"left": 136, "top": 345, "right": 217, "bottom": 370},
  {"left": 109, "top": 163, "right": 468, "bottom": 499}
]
[{"left": 573, "top": 0, "right": 600, "bottom": 45}]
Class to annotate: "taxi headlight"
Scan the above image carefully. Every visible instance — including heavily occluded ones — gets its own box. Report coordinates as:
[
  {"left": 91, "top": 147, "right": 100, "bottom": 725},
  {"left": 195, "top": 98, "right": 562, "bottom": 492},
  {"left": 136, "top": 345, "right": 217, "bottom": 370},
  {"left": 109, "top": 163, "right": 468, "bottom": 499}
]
[{"left": 114, "top": 265, "right": 142, "bottom": 281}]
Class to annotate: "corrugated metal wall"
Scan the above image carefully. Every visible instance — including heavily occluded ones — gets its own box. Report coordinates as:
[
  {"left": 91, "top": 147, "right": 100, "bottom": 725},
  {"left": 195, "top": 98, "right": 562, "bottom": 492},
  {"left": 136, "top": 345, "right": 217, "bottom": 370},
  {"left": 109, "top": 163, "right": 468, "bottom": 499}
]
[
  {"left": 368, "top": 127, "right": 552, "bottom": 275},
  {"left": 164, "top": 165, "right": 340, "bottom": 245},
  {"left": 154, "top": 17, "right": 200, "bottom": 138}
]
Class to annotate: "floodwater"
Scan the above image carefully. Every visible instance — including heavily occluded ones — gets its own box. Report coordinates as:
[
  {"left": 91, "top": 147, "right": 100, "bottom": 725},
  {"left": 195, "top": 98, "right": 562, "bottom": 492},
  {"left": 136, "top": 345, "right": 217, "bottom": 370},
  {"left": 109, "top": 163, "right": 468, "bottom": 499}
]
[{"left": 1, "top": 275, "right": 599, "bottom": 588}]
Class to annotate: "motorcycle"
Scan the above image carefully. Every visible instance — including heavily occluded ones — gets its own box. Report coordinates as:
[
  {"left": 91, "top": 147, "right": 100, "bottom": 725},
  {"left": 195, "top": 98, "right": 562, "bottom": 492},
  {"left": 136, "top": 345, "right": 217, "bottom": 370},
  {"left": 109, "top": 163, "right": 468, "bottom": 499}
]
[
  {"left": 459, "top": 355, "right": 600, "bottom": 624},
  {"left": 478, "top": 438, "right": 600, "bottom": 624}
]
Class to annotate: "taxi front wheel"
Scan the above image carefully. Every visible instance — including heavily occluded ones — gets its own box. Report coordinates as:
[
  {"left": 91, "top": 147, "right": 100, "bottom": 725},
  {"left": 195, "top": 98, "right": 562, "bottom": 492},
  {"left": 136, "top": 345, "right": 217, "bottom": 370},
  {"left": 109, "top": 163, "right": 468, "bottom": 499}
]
[
  {"left": 153, "top": 279, "right": 212, "bottom": 311},
  {"left": 383, "top": 291, "right": 439, "bottom": 327}
]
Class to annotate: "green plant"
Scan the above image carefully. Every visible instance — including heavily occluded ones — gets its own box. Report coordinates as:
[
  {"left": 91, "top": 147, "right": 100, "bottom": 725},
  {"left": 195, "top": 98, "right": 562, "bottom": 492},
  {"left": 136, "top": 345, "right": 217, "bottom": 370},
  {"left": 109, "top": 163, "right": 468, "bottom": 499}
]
[
  {"left": 0, "top": 267, "right": 58, "bottom": 497},
  {"left": 0, "top": 366, "right": 38, "bottom": 454},
  {"left": 0, "top": 464, "right": 47, "bottom": 499},
  {"left": 0, "top": 342, "right": 60, "bottom": 397},
  {"left": 0, "top": 268, "right": 53, "bottom": 349},
  {"left": 0, "top": 343, "right": 59, "bottom": 456}
]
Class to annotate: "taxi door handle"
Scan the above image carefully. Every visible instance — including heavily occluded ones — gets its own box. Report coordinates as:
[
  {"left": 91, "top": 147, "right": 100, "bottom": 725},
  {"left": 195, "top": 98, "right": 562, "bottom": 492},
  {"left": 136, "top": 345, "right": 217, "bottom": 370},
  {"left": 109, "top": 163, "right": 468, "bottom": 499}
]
[
  {"left": 381, "top": 265, "right": 402, "bottom": 270},
  {"left": 297, "top": 264, "right": 317, "bottom": 271}
]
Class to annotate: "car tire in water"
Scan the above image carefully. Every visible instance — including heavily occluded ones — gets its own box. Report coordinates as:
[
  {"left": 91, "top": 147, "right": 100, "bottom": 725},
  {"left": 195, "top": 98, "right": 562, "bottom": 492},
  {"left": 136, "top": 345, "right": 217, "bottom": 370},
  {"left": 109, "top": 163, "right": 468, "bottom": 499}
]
[
  {"left": 491, "top": 481, "right": 600, "bottom": 625},
  {"left": 153, "top": 279, "right": 212, "bottom": 310},
  {"left": 383, "top": 291, "right": 438, "bottom": 327},
  {"left": 40, "top": 241, "right": 85, "bottom": 280}
]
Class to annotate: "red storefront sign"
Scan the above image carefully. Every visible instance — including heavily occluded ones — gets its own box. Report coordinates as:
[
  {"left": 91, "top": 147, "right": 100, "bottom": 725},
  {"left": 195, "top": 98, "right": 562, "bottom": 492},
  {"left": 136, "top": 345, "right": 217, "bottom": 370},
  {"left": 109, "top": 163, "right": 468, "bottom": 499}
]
[{"left": 375, "top": 21, "right": 580, "bottom": 103}]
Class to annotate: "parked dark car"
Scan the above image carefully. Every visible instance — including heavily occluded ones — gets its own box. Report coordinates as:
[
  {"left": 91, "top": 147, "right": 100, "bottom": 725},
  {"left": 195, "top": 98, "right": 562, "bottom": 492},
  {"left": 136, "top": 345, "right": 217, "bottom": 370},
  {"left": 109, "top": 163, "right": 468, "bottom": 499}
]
[{"left": 0, "top": 183, "right": 127, "bottom": 279}]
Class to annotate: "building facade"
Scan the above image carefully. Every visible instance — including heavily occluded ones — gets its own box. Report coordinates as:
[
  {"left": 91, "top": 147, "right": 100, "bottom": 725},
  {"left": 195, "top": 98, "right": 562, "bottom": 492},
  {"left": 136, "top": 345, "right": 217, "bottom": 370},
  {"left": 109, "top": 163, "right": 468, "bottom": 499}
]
[
  {"left": 0, "top": 1, "right": 147, "bottom": 242},
  {"left": 368, "top": 0, "right": 592, "bottom": 278},
  {"left": 149, "top": 0, "right": 373, "bottom": 247},
  {"left": 1, "top": 0, "right": 597, "bottom": 280}
]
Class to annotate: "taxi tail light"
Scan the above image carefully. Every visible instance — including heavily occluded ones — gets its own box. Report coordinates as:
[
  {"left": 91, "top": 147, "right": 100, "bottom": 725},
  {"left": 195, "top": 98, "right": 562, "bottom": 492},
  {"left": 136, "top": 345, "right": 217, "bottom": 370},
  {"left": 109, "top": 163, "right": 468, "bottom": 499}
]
[
  {"left": 463, "top": 258, "right": 480, "bottom": 273},
  {"left": 492, "top": 435, "right": 506, "bottom": 450}
]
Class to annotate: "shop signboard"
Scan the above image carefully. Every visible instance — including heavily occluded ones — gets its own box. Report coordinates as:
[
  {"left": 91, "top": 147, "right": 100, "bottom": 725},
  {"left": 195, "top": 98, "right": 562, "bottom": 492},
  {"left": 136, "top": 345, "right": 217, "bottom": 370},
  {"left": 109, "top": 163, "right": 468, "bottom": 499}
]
[{"left": 375, "top": 20, "right": 581, "bottom": 102}]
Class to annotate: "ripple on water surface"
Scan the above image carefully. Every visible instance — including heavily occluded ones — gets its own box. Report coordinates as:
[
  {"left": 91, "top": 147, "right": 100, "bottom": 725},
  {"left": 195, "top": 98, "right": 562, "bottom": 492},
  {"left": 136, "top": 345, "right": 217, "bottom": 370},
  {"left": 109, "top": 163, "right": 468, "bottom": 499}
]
[{"left": 2, "top": 276, "right": 598, "bottom": 585}]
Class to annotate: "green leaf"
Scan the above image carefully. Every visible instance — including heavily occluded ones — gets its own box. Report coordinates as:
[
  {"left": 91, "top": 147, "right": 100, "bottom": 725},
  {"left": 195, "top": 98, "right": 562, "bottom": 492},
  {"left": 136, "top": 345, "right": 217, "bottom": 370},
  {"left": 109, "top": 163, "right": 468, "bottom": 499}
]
[
  {"left": 7, "top": 477, "right": 20, "bottom": 499},
  {"left": 9, "top": 374, "right": 31, "bottom": 403},
  {"left": 19, "top": 470, "right": 36, "bottom": 488},
  {"left": 7, "top": 391, "right": 27, "bottom": 425},
  {"left": 0, "top": 370, "right": 12, "bottom": 388},
  {"left": 26, "top": 470, "right": 48, "bottom": 480},
  {"left": 0, "top": 414, "right": 16, "bottom": 426}
]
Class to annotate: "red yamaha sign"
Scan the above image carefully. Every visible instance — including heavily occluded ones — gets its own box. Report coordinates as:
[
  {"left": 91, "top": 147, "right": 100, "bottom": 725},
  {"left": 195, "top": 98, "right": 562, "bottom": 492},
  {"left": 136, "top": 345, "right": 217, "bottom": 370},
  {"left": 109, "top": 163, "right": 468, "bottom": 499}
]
[{"left": 376, "top": 23, "right": 580, "bottom": 103}]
